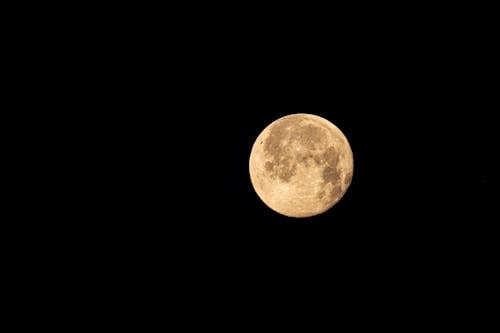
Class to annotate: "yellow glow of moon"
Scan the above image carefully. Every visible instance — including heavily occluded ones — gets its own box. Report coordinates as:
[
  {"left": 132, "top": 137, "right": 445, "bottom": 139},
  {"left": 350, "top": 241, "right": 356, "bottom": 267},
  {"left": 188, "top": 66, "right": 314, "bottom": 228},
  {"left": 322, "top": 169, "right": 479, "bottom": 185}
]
[{"left": 249, "top": 113, "right": 354, "bottom": 218}]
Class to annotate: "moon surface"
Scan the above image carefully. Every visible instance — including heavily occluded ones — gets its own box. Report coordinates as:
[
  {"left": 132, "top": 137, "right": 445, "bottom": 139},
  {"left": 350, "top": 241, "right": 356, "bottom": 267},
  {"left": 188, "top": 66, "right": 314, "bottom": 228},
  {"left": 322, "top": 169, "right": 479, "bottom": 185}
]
[{"left": 249, "top": 113, "right": 354, "bottom": 218}]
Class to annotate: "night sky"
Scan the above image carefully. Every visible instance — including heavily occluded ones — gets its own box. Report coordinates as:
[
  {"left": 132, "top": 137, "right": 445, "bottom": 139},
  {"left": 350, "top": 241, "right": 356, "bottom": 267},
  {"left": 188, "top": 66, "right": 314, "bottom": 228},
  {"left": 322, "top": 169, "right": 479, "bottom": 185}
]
[
  {"left": 33, "top": 92, "right": 490, "bottom": 264},
  {"left": 28, "top": 6, "right": 493, "bottom": 313}
]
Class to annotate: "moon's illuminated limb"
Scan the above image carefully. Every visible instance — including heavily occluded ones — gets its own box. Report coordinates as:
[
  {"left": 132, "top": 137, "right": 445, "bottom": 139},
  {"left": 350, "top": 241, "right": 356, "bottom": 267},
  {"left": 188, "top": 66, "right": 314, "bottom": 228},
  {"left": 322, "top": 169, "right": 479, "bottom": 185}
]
[{"left": 249, "top": 113, "right": 353, "bottom": 218}]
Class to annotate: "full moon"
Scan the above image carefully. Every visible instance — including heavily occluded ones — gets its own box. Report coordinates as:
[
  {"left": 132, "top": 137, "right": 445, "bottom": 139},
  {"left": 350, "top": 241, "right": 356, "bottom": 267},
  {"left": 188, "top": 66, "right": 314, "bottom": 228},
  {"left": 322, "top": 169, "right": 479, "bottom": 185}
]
[{"left": 249, "top": 113, "right": 354, "bottom": 218}]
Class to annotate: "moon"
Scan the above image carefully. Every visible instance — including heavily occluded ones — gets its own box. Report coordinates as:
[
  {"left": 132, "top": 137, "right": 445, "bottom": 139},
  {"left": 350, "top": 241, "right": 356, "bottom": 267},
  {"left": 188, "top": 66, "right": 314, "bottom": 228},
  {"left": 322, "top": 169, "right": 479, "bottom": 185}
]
[{"left": 249, "top": 113, "right": 354, "bottom": 218}]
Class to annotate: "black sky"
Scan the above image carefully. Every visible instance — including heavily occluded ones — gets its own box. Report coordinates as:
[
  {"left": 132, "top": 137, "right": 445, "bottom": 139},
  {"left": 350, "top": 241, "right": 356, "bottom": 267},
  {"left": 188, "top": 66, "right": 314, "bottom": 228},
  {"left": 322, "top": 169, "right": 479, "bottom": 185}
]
[{"left": 28, "top": 7, "right": 493, "bottom": 308}]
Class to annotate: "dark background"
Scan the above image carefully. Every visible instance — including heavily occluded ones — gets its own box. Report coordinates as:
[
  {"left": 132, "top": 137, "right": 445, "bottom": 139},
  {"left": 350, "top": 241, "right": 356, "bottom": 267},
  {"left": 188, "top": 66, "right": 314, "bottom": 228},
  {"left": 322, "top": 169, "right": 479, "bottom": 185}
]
[{"left": 24, "top": 4, "right": 494, "bottom": 317}]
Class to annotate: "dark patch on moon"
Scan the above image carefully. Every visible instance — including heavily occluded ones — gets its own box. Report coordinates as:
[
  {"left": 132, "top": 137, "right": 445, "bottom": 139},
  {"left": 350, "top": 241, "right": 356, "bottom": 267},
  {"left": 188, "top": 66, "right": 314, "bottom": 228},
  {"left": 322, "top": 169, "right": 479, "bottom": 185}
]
[
  {"left": 321, "top": 146, "right": 340, "bottom": 184},
  {"left": 320, "top": 145, "right": 343, "bottom": 201},
  {"left": 277, "top": 156, "right": 297, "bottom": 182},
  {"left": 330, "top": 185, "right": 342, "bottom": 200},
  {"left": 263, "top": 117, "right": 300, "bottom": 183},
  {"left": 322, "top": 166, "right": 341, "bottom": 184},
  {"left": 323, "top": 146, "right": 340, "bottom": 167},
  {"left": 313, "top": 154, "right": 323, "bottom": 165},
  {"left": 297, "top": 153, "right": 317, "bottom": 167},
  {"left": 290, "top": 123, "right": 326, "bottom": 150},
  {"left": 263, "top": 117, "right": 296, "bottom": 157}
]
